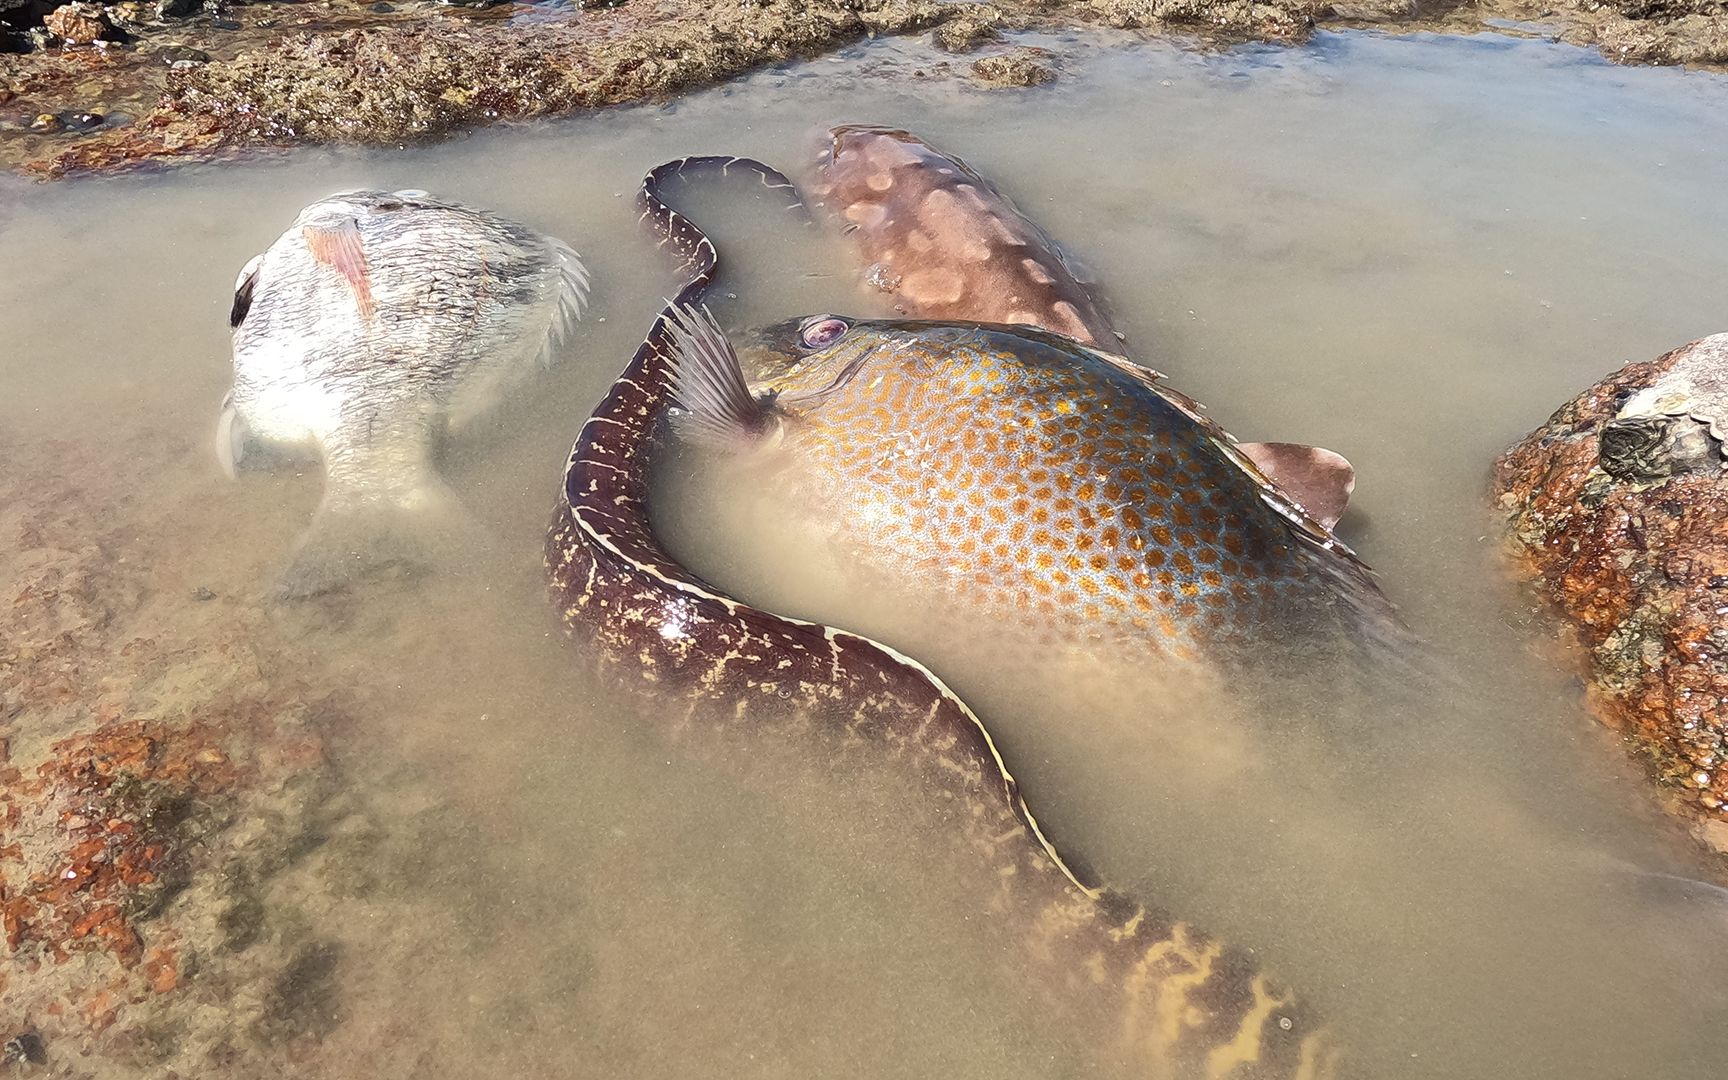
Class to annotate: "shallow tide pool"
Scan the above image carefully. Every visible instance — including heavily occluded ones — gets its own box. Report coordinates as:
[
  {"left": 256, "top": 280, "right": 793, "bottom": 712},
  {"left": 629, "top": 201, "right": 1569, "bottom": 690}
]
[{"left": 4, "top": 27, "right": 1728, "bottom": 1080}]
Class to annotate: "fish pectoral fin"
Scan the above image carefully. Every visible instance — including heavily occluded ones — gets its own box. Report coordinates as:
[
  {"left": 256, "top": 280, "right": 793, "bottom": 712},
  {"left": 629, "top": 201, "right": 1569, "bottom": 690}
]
[
  {"left": 230, "top": 253, "right": 262, "bottom": 329},
  {"left": 215, "top": 392, "right": 249, "bottom": 479},
  {"left": 1236, "top": 442, "right": 1356, "bottom": 531},
  {"left": 662, "top": 302, "right": 774, "bottom": 448},
  {"left": 301, "top": 218, "right": 376, "bottom": 320}
]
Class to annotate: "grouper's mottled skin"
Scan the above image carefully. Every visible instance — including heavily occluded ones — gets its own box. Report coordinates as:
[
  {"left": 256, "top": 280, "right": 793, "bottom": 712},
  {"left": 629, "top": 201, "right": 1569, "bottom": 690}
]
[
  {"left": 805, "top": 125, "right": 1119, "bottom": 348},
  {"left": 546, "top": 157, "right": 1338, "bottom": 1078},
  {"left": 744, "top": 320, "right": 1395, "bottom": 661}
]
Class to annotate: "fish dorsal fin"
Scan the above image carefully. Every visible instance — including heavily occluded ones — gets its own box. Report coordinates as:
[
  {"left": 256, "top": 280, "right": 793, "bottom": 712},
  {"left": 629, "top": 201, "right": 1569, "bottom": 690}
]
[
  {"left": 662, "top": 303, "right": 774, "bottom": 448},
  {"left": 230, "top": 253, "right": 262, "bottom": 329},
  {"left": 1087, "top": 348, "right": 1169, "bottom": 387},
  {"left": 1236, "top": 442, "right": 1355, "bottom": 530},
  {"left": 1080, "top": 342, "right": 1364, "bottom": 559}
]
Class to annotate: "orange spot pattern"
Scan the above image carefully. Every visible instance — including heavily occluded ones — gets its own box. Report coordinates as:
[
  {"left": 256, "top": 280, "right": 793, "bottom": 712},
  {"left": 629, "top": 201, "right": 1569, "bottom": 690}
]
[{"left": 768, "top": 325, "right": 1333, "bottom": 656}]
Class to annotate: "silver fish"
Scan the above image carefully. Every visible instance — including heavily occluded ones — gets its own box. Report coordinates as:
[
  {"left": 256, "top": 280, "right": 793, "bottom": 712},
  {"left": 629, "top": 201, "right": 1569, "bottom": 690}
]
[{"left": 220, "top": 188, "right": 590, "bottom": 597}]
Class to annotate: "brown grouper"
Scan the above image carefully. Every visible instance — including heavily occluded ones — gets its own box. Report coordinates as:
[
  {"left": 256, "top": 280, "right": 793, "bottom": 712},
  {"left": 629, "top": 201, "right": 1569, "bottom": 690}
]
[
  {"left": 803, "top": 124, "right": 1356, "bottom": 534},
  {"left": 547, "top": 158, "right": 1337, "bottom": 1077}
]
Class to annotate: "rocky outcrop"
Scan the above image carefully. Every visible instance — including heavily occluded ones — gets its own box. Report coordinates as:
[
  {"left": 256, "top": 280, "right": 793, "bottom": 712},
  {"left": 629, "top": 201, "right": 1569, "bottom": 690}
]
[
  {"left": 5, "top": 0, "right": 1728, "bottom": 177},
  {"left": 1493, "top": 334, "right": 1728, "bottom": 850}
]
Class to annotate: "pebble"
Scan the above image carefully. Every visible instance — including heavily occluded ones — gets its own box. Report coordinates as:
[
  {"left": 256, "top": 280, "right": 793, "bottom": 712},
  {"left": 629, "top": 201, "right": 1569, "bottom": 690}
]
[
  {"left": 1, "top": 1033, "right": 47, "bottom": 1067},
  {"left": 160, "top": 44, "right": 211, "bottom": 67},
  {"left": 969, "top": 50, "right": 1056, "bottom": 89}
]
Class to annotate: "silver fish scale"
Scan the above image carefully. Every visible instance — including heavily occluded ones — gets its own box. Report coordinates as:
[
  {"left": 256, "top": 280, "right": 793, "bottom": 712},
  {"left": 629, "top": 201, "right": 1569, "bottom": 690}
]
[{"left": 231, "top": 190, "right": 588, "bottom": 438}]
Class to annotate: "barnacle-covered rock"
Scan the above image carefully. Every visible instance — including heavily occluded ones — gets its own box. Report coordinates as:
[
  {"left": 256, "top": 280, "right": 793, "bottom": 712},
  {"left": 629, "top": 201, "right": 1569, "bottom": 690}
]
[
  {"left": 969, "top": 45, "right": 1056, "bottom": 85},
  {"left": 1493, "top": 334, "right": 1728, "bottom": 848},
  {"left": 42, "top": 2, "right": 119, "bottom": 45}
]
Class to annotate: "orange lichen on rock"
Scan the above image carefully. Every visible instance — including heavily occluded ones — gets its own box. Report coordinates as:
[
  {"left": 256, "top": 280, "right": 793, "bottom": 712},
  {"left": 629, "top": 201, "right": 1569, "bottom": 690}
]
[
  {"left": 1493, "top": 335, "right": 1728, "bottom": 844},
  {"left": 0, "top": 428, "right": 368, "bottom": 1071},
  {"left": 0, "top": 717, "right": 244, "bottom": 974},
  {"left": 144, "top": 946, "right": 181, "bottom": 994}
]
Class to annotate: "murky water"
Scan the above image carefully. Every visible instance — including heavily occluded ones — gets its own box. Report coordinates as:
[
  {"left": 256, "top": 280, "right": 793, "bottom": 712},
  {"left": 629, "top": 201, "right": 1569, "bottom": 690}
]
[{"left": 5, "top": 27, "right": 1728, "bottom": 1080}]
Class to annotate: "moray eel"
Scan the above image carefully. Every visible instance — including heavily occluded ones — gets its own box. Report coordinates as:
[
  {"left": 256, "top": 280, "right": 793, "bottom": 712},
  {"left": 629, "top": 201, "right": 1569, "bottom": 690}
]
[
  {"left": 665, "top": 311, "right": 1400, "bottom": 664},
  {"left": 803, "top": 124, "right": 1358, "bottom": 534},
  {"left": 545, "top": 157, "right": 1339, "bottom": 1078}
]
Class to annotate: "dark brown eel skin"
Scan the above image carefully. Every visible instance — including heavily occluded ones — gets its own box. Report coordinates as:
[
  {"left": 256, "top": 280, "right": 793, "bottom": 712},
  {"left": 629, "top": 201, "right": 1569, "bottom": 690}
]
[{"left": 545, "top": 156, "right": 1338, "bottom": 1080}]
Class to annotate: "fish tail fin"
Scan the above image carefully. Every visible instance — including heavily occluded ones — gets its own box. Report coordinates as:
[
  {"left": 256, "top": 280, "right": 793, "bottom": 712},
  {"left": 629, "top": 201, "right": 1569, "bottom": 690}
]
[
  {"left": 1316, "top": 556, "right": 1462, "bottom": 698},
  {"left": 1286, "top": 536, "right": 1427, "bottom": 668},
  {"left": 274, "top": 477, "right": 490, "bottom": 600}
]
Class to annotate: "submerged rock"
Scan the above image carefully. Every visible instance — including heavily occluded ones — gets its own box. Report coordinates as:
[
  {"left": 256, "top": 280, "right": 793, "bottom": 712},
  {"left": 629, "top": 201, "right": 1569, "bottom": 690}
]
[
  {"left": 970, "top": 45, "right": 1055, "bottom": 86},
  {"left": 0, "top": 427, "right": 547, "bottom": 1078},
  {"left": 1493, "top": 334, "right": 1728, "bottom": 849},
  {"left": 931, "top": 3, "right": 1004, "bottom": 50},
  {"left": 42, "top": 2, "right": 121, "bottom": 44}
]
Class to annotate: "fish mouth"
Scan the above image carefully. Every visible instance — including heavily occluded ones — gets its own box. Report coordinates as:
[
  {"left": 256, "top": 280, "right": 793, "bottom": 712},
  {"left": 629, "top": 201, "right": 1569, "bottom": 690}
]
[
  {"left": 822, "top": 123, "right": 914, "bottom": 163},
  {"left": 807, "top": 123, "right": 916, "bottom": 176},
  {"left": 735, "top": 318, "right": 809, "bottom": 376}
]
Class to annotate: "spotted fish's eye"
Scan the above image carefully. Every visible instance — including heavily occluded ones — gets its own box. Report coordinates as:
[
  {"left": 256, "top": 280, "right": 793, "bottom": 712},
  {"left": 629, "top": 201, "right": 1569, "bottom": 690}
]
[{"left": 798, "top": 316, "right": 850, "bottom": 350}]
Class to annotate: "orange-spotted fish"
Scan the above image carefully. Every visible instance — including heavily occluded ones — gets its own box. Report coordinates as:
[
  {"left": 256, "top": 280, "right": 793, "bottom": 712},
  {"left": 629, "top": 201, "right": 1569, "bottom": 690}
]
[
  {"left": 221, "top": 189, "right": 589, "bottom": 597},
  {"left": 668, "top": 307, "right": 1400, "bottom": 662},
  {"left": 804, "top": 124, "right": 1119, "bottom": 348}
]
